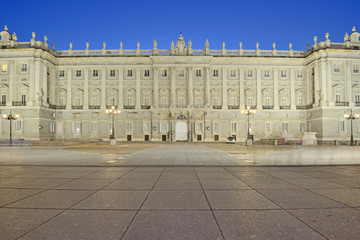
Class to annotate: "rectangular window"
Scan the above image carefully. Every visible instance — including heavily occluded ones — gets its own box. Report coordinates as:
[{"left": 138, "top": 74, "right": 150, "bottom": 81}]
[
  {"left": 127, "top": 70, "right": 133, "bottom": 77},
  {"left": 282, "top": 122, "right": 289, "bottom": 133},
  {"left": 93, "top": 70, "right": 98, "bottom": 77},
  {"left": 21, "top": 78, "right": 27, "bottom": 81},
  {"left": 59, "top": 70, "right": 65, "bottom": 77},
  {"left": 73, "top": 122, "right": 81, "bottom": 133},
  {"left": 50, "top": 122, "right": 56, "bottom": 133},
  {"left": 196, "top": 69, "right": 201, "bottom": 77},
  {"left": 2, "top": 64, "right": 8, "bottom": 72},
  {"left": 230, "top": 70, "right": 236, "bottom": 77},
  {"left": 265, "top": 122, "right": 271, "bottom": 133},
  {"left": 247, "top": 70, "right": 253, "bottom": 77},
  {"left": 110, "top": 70, "right": 116, "bottom": 77},
  {"left": 213, "top": 69, "right": 218, "bottom": 77},
  {"left": 143, "top": 122, "right": 150, "bottom": 133},
  {"left": 1, "top": 95, "right": 6, "bottom": 104},
  {"left": 335, "top": 90, "right": 341, "bottom": 103},
  {"left": 126, "top": 122, "right": 133, "bottom": 132},
  {"left": 231, "top": 122, "right": 237, "bottom": 133},
  {"left": 160, "top": 122, "right": 168, "bottom": 133},
  {"left": 307, "top": 122, "right": 312, "bottom": 132},
  {"left": 57, "top": 122, "right": 63, "bottom": 134},
  {"left": 355, "top": 92, "right": 360, "bottom": 103},
  {"left": 90, "top": 122, "right": 98, "bottom": 133},
  {"left": 161, "top": 69, "right": 167, "bottom": 77},
  {"left": 21, "top": 64, "right": 27, "bottom": 72},
  {"left": 15, "top": 120, "right": 23, "bottom": 132},
  {"left": 212, "top": 122, "right": 219, "bottom": 133},
  {"left": 21, "top": 94, "right": 26, "bottom": 104},
  {"left": 297, "top": 71, "right": 303, "bottom": 78},
  {"left": 334, "top": 65, "right": 340, "bottom": 72},
  {"left": 264, "top": 70, "right": 270, "bottom": 78},
  {"left": 178, "top": 69, "right": 184, "bottom": 77},
  {"left": 354, "top": 65, "right": 359, "bottom": 73},
  {"left": 195, "top": 122, "right": 203, "bottom": 133},
  {"left": 339, "top": 120, "right": 345, "bottom": 132},
  {"left": 300, "top": 122, "right": 306, "bottom": 133},
  {"left": 76, "top": 70, "right": 82, "bottom": 77},
  {"left": 144, "top": 70, "right": 150, "bottom": 77},
  {"left": 280, "top": 70, "right": 287, "bottom": 78}
]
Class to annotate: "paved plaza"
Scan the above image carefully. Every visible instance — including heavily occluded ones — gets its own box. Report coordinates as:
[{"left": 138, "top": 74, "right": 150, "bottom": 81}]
[{"left": 1, "top": 143, "right": 360, "bottom": 239}]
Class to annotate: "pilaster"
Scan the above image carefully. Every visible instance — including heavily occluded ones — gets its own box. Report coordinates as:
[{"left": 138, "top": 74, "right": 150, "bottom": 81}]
[
  {"left": 135, "top": 67, "right": 141, "bottom": 109},
  {"left": 101, "top": 68, "right": 106, "bottom": 110},
  {"left": 171, "top": 67, "right": 176, "bottom": 106},
  {"left": 326, "top": 61, "right": 334, "bottom": 106},
  {"left": 290, "top": 68, "right": 296, "bottom": 110},
  {"left": 28, "top": 60, "right": 36, "bottom": 106},
  {"left": 205, "top": 67, "right": 210, "bottom": 106},
  {"left": 153, "top": 67, "right": 159, "bottom": 107},
  {"left": 42, "top": 60, "right": 48, "bottom": 107},
  {"left": 66, "top": 68, "right": 72, "bottom": 110},
  {"left": 239, "top": 68, "right": 245, "bottom": 109},
  {"left": 188, "top": 67, "right": 193, "bottom": 106},
  {"left": 256, "top": 68, "right": 261, "bottom": 109},
  {"left": 8, "top": 60, "right": 16, "bottom": 106},
  {"left": 83, "top": 68, "right": 89, "bottom": 109},
  {"left": 320, "top": 60, "right": 327, "bottom": 106},
  {"left": 118, "top": 67, "right": 124, "bottom": 109},
  {"left": 222, "top": 68, "right": 227, "bottom": 109},
  {"left": 346, "top": 62, "right": 353, "bottom": 106},
  {"left": 273, "top": 68, "right": 279, "bottom": 110}
]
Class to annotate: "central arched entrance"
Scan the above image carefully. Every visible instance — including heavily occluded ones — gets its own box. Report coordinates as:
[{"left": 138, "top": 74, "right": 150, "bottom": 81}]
[{"left": 175, "top": 114, "right": 188, "bottom": 141}]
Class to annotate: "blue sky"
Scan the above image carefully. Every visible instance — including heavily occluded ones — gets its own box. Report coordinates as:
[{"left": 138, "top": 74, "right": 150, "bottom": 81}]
[{"left": 1, "top": 0, "right": 359, "bottom": 51}]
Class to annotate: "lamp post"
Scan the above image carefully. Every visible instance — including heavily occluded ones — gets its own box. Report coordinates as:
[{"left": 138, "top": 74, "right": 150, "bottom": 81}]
[
  {"left": 241, "top": 106, "right": 256, "bottom": 146},
  {"left": 2, "top": 111, "right": 20, "bottom": 147},
  {"left": 106, "top": 106, "right": 121, "bottom": 146},
  {"left": 344, "top": 110, "right": 360, "bottom": 146}
]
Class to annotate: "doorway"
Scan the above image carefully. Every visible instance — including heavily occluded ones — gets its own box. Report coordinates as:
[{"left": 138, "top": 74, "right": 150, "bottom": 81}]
[{"left": 176, "top": 122, "right": 188, "bottom": 141}]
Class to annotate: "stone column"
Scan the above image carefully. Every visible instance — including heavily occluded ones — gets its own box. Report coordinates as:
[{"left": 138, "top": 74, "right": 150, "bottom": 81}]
[
  {"left": 118, "top": 67, "right": 124, "bottom": 109},
  {"left": 28, "top": 60, "right": 36, "bottom": 106},
  {"left": 188, "top": 67, "right": 193, "bottom": 106},
  {"left": 66, "top": 68, "right": 72, "bottom": 110},
  {"left": 326, "top": 61, "right": 334, "bottom": 106},
  {"left": 135, "top": 67, "right": 141, "bottom": 109},
  {"left": 153, "top": 67, "right": 159, "bottom": 107},
  {"left": 101, "top": 68, "right": 106, "bottom": 110},
  {"left": 256, "top": 68, "right": 261, "bottom": 109},
  {"left": 222, "top": 68, "right": 227, "bottom": 109},
  {"left": 239, "top": 68, "right": 245, "bottom": 109},
  {"left": 83, "top": 68, "right": 89, "bottom": 109},
  {"left": 171, "top": 67, "right": 176, "bottom": 106},
  {"left": 273, "top": 68, "right": 279, "bottom": 110},
  {"left": 50, "top": 67, "right": 56, "bottom": 106},
  {"left": 290, "top": 68, "right": 296, "bottom": 110},
  {"left": 205, "top": 67, "right": 210, "bottom": 106},
  {"left": 8, "top": 61, "right": 16, "bottom": 106},
  {"left": 346, "top": 62, "right": 353, "bottom": 106}
]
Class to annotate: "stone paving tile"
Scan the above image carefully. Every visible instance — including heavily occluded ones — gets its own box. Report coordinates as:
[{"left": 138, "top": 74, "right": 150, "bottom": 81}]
[
  {"left": 160, "top": 171, "right": 198, "bottom": 179},
  {"left": 205, "top": 190, "right": 280, "bottom": 210},
  {"left": 2, "top": 178, "right": 73, "bottom": 189},
  {"left": 261, "top": 171, "right": 311, "bottom": 179},
  {"left": 311, "top": 188, "right": 360, "bottom": 207},
  {"left": 214, "top": 210, "right": 326, "bottom": 240},
  {"left": 163, "top": 167, "right": 195, "bottom": 172},
  {"left": 104, "top": 178, "right": 157, "bottom": 190},
  {"left": 0, "top": 208, "right": 61, "bottom": 240},
  {"left": 100, "top": 167, "right": 135, "bottom": 172},
  {"left": 19, "top": 210, "right": 136, "bottom": 240},
  {"left": 52, "top": 179, "right": 114, "bottom": 190},
  {"left": 153, "top": 178, "right": 202, "bottom": 190},
  {"left": 0, "top": 178, "right": 35, "bottom": 188},
  {"left": 258, "top": 189, "right": 347, "bottom": 209},
  {"left": 6, "top": 190, "right": 95, "bottom": 209},
  {"left": 142, "top": 190, "right": 209, "bottom": 210},
  {"left": 200, "top": 178, "right": 251, "bottom": 190},
  {"left": 196, "top": 171, "right": 237, "bottom": 179},
  {"left": 48, "top": 171, "right": 95, "bottom": 179},
  {"left": 231, "top": 171, "right": 273, "bottom": 179},
  {"left": 81, "top": 171, "right": 128, "bottom": 179},
  {"left": 240, "top": 176, "right": 301, "bottom": 190},
  {"left": 224, "top": 167, "right": 262, "bottom": 172},
  {"left": 121, "top": 171, "right": 162, "bottom": 179},
  {"left": 284, "top": 178, "right": 348, "bottom": 189},
  {"left": 123, "top": 211, "right": 223, "bottom": 240},
  {"left": 322, "top": 177, "right": 360, "bottom": 187},
  {"left": 71, "top": 190, "right": 149, "bottom": 210},
  {"left": 298, "top": 171, "right": 351, "bottom": 179},
  {"left": 131, "top": 167, "right": 164, "bottom": 172},
  {"left": 0, "top": 189, "right": 42, "bottom": 207},
  {"left": 194, "top": 167, "right": 227, "bottom": 172},
  {"left": 289, "top": 208, "right": 360, "bottom": 240}
]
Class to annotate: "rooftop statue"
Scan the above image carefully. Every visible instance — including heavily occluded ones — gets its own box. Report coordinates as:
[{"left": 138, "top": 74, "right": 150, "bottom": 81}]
[{"left": 174, "top": 33, "right": 187, "bottom": 55}]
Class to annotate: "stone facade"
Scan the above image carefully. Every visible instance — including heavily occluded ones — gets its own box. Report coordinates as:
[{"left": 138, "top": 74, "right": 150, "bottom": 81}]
[{"left": 1, "top": 26, "right": 360, "bottom": 144}]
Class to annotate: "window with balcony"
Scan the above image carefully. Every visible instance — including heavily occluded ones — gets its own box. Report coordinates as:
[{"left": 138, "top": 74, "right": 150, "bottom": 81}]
[
  {"left": 21, "top": 64, "right": 27, "bottom": 72},
  {"left": 196, "top": 69, "right": 201, "bottom": 77},
  {"left": 93, "top": 70, "right": 99, "bottom": 77},
  {"left": 230, "top": 70, "right": 236, "bottom": 77},
  {"left": 334, "top": 65, "right": 340, "bottom": 72},
  {"left": 161, "top": 70, "right": 167, "bottom": 77},
  {"left": 127, "top": 70, "right": 133, "bottom": 77},
  {"left": 355, "top": 92, "right": 360, "bottom": 103},
  {"left": 144, "top": 70, "right": 150, "bottom": 77},
  {"left": 264, "top": 70, "right": 270, "bottom": 78},
  {"left": 354, "top": 65, "right": 359, "bottom": 73},
  {"left": 335, "top": 90, "right": 341, "bottom": 103},
  {"left": 297, "top": 71, "right": 303, "bottom": 78},
  {"left": 280, "top": 70, "right": 287, "bottom": 78},
  {"left": 247, "top": 70, "right": 253, "bottom": 78},
  {"left": 110, "top": 70, "right": 116, "bottom": 77},
  {"left": 76, "top": 70, "right": 82, "bottom": 77},
  {"left": 59, "top": 70, "right": 65, "bottom": 77},
  {"left": 213, "top": 69, "right": 218, "bottom": 77},
  {"left": 178, "top": 69, "right": 184, "bottom": 77}
]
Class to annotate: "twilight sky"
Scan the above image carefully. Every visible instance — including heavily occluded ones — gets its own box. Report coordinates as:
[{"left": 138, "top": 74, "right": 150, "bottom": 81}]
[{"left": 1, "top": 0, "right": 359, "bottom": 51}]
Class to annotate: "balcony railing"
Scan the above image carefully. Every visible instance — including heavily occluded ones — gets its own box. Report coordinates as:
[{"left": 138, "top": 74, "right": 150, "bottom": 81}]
[
  {"left": 124, "top": 105, "right": 135, "bottom": 109},
  {"left": 0, "top": 102, "right": 6, "bottom": 106},
  {"left": 49, "top": 104, "right": 66, "bottom": 109},
  {"left": 72, "top": 105, "right": 83, "bottom": 110},
  {"left": 12, "top": 101, "right": 26, "bottom": 106},
  {"left": 335, "top": 102, "right": 349, "bottom": 106},
  {"left": 280, "top": 106, "right": 291, "bottom": 110},
  {"left": 89, "top": 105, "right": 101, "bottom": 109},
  {"left": 355, "top": 102, "right": 360, "bottom": 106},
  {"left": 228, "top": 105, "right": 239, "bottom": 109},
  {"left": 141, "top": 105, "right": 151, "bottom": 109},
  {"left": 296, "top": 105, "right": 313, "bottom": 110},
  {"left": 106, "top": 105, "right": 118, "bottom": 109},
  {"left": 212, "top": 105, "right": 222, "bottom": 109},
  {"left": 262, "top": 105, "right": 274, "bottom": 110}
]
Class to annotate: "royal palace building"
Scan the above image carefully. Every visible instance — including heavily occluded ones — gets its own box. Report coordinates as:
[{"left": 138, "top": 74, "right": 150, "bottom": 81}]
[{"left": 0, "top": 25, "right": 360, "bottom": 144}]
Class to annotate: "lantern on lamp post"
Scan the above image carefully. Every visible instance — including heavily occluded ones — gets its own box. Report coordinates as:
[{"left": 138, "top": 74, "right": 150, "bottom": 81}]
[
  {"left": 241, "top": 106, "right": 256, "bottom": 146},
  {"left": 344, "top": 110, "right": 360, "bottom": 146},
  {"left": 106, "top": 106, "right": 121, "bottom": 146},
  {"left": 2, "top": 111, "right": 20, "bottom": 147}
]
